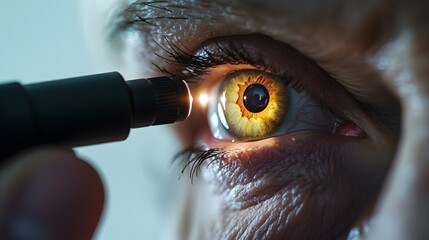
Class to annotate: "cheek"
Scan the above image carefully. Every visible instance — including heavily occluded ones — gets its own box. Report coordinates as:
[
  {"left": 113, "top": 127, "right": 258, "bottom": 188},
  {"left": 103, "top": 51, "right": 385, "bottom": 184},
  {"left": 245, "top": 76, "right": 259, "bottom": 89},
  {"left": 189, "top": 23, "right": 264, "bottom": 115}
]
[
  {"left": 211, "top": 167, "right": 366, "bottom": 239},
  {"left": 200, "top": 133, "right": 390, "bottom": 239}
]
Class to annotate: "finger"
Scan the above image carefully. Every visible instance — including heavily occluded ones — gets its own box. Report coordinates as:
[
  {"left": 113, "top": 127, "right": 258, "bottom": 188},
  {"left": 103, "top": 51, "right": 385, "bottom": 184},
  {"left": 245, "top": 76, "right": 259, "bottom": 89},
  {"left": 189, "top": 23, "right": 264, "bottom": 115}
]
[{"left": 0, "top": 147, "right": 105, "bottom": 240}]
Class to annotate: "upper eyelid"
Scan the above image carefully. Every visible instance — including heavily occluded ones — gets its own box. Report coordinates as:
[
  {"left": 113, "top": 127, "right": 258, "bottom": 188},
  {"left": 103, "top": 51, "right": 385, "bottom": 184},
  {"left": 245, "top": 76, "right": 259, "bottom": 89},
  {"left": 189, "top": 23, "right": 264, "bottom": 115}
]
[
  {"left": 151, "top": 39, "right": 261, "bottom": 83},
  {"left": 154, "top": 35, "right": 310, "bottom": 94},
  {"left": 151, "top": 40, "right": 216, "bottom": 79},
  {"left": 161, "top": 34, "right": 367, "bottom": 128}
]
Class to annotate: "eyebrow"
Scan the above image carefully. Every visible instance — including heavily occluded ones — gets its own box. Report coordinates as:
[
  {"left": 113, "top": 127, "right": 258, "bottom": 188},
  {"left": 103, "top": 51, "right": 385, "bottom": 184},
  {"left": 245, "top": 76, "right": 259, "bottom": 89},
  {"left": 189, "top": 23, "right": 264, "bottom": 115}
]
[
  {"left": 127, "top": 2, "right": 189, "bottom": 24},
  {"left": 111, "top": 0, "right": 385, "bottom": 42},
  {"left": 113, "top": 1, "right": 206, "bottom": 33}
]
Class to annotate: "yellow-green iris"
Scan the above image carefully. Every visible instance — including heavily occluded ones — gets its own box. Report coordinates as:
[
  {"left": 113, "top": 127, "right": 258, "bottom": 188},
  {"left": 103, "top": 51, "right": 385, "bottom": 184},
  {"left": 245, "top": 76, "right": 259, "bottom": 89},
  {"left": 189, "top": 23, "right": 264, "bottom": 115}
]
[{"left": 219, "top": 70, "right": 288, "bottom": 141}]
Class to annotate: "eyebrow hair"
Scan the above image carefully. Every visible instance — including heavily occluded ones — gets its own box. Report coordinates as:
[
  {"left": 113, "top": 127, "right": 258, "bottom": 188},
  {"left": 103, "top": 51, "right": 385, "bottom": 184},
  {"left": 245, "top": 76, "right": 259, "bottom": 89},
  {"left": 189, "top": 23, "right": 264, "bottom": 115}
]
[
  {"left": 109, "top": 0, "right": 384, "bottom": 44},
  {"left": 113, "top": 1, "right": 206, "bottom": 32},
  {"left": 112, "top": 0, "right": 301, "bottom": 36},
  {"left": 107, "top": 0, "right": 236, "bottom": 56}
]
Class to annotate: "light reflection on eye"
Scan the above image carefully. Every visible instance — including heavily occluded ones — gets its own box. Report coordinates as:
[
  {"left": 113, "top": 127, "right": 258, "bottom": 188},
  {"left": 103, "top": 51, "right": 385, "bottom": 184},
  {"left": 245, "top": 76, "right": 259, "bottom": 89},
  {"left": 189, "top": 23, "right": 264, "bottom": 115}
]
[
  {"left": 198, "top": 93, "right": 210, "bottom": 107},
  {"left": 208, "top": 69, "right": 337, "bottom": 142}
]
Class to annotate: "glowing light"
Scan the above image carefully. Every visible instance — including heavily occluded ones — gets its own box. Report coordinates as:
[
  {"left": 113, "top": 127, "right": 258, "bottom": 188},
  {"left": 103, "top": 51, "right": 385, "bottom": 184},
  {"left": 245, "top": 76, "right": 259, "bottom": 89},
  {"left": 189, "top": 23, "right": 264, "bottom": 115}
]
[
  {"left": 217, "top": 103, "right": 229, "bottom": 130},
  {"left": 220, "top": 91, "right": 227, "bottom": 110},
  {"left": 199, "top": 93, "right": 210, "bottom": 107}
]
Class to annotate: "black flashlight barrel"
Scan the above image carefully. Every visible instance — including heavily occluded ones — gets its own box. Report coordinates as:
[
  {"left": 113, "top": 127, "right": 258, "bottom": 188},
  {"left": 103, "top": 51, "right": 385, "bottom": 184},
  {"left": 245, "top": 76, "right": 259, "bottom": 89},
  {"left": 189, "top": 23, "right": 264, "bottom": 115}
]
[{"left": 0, "top": 72, "right": 191, "bottom": 159}]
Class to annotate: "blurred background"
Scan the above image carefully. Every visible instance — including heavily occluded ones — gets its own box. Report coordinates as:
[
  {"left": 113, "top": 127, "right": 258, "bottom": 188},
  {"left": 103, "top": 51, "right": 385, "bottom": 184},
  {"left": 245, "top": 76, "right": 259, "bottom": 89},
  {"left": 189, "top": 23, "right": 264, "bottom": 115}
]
[{"left": 0, "top": 1, "right": 180, "bottom": 239}]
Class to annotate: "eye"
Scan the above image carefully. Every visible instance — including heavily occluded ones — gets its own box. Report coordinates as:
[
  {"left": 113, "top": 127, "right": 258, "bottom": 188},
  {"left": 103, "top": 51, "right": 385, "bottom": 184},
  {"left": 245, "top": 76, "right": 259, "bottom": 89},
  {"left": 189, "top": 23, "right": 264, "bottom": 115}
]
[
  {"left": 161, "top": 34, "right": 395, "bottom": 239},
  {"left": 158, "top": 34, "right": 370, "bottom": 144},
  {"left": 208, "top": 68, "right": 337, "bottom": 142}
]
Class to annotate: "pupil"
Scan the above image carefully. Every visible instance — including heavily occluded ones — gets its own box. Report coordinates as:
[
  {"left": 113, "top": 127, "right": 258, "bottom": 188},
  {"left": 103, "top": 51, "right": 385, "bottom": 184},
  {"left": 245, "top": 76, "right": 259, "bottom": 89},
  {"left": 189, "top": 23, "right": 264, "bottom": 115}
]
[{"left": 243, "top": 84, "right": 269, "bottom": 113}]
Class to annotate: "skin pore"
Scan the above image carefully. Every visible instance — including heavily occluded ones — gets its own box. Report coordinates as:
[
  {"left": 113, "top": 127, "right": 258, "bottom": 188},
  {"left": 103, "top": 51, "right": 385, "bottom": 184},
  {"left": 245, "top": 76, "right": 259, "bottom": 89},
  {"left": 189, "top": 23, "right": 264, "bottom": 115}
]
[{"left": 84, "top": 0, "right": 429, "bottom": 239}]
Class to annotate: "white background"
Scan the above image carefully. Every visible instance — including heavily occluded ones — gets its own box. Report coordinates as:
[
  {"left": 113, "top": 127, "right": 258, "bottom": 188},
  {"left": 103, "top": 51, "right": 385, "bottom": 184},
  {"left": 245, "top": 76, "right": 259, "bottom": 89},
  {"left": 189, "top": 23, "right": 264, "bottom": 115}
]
[{"left": 0, "top": 1, "right": 180, "bottom": 239}]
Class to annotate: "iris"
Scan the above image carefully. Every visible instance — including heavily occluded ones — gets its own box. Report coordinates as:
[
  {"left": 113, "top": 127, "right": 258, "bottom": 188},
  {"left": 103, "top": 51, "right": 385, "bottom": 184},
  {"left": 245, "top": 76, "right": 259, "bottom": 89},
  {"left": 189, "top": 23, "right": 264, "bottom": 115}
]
[{"left": 217, "top": 69, "right": 288, "bottom": 141}]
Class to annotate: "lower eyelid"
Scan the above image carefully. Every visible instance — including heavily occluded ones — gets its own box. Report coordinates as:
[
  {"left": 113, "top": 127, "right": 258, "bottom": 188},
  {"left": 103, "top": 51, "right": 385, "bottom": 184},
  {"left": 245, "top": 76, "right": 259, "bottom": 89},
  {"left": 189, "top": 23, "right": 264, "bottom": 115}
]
[{"left": 200, "top": 131, "right": 387, "bottom": 206}]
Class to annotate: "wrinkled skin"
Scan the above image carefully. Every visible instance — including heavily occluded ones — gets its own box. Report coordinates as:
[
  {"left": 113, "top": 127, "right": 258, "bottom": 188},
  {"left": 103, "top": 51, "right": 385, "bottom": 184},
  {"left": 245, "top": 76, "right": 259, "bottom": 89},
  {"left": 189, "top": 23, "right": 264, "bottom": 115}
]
[{"left": 81, "top": 0, "right": 429, "bottom": 239}]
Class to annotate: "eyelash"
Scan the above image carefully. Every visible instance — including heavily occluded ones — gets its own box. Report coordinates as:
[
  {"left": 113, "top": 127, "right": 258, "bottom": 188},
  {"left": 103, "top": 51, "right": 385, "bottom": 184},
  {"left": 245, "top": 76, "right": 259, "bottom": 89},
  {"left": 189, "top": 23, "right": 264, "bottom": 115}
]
[
  {"left": 173, "top": 146, "right": 223, "bottom": 183},
  {"left": 153, "top": 39, "right": 299, "bottom": 88},
  {"left": 153, "top": 40, "right": 237, "bottom": 75}
]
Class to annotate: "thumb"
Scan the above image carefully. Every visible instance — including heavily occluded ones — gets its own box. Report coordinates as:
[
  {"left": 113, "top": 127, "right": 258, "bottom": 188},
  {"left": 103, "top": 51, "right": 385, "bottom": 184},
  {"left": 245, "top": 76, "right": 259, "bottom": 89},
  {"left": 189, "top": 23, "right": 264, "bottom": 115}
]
[{"left": 0, "top": 147, "right": 105, "bottom": 240}]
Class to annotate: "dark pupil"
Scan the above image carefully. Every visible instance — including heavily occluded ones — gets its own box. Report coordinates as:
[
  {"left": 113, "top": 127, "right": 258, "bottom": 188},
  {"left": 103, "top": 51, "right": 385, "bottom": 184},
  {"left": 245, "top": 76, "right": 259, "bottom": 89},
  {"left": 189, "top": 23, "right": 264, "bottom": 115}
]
[{"left": 243, "top": 84, "right": 270, "bottom": 113}]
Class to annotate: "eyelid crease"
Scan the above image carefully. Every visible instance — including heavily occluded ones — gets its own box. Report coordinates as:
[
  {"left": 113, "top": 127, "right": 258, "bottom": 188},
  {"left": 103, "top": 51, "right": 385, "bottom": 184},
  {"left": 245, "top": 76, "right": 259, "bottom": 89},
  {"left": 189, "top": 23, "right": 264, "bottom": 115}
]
[
  {"left": 152, "top": 36, "right": 314, "bottom": 106},
  {"left": 152, "top": 35, "right": 332, "bottom": 119},
  {"left": 152, "top": 37, "right": 266, "bottom": 86}
]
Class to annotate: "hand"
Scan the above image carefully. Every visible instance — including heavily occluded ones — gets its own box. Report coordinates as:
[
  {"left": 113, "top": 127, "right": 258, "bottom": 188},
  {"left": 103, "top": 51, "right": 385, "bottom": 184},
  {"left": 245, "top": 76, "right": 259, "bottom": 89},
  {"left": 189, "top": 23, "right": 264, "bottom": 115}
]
[{"left": 0, "top": 147, "right": 104, "bottom": 240}]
